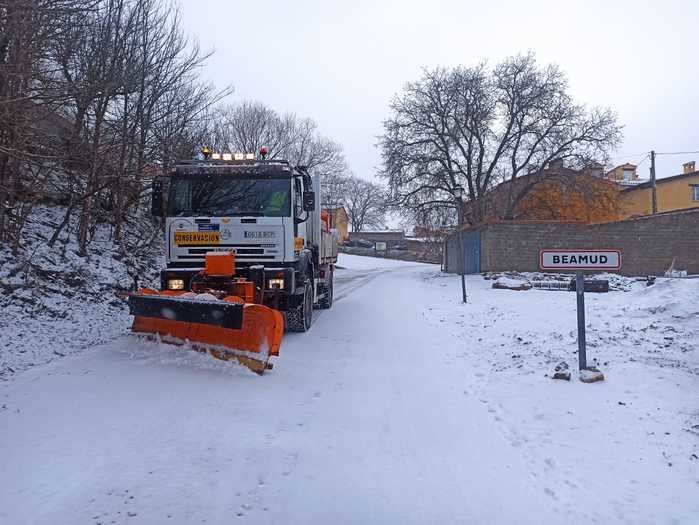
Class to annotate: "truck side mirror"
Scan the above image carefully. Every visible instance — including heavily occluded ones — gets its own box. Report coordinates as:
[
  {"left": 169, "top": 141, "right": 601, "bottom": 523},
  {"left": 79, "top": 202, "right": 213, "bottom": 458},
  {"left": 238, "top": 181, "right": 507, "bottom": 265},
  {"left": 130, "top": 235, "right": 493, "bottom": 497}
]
[
  {"left": 151, "top": 179, "right": 163, "bottom": 216},
  {"left": 303, "top": 191, "right": 315, "bottom": 212}
]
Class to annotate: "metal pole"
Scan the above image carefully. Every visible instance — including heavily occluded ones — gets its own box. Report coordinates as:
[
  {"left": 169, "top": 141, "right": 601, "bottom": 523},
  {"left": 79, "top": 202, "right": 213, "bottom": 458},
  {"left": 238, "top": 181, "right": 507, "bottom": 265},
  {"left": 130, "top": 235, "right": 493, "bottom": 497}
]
[
  {"left": 650, "top": 150, "right": 657, "bottom": 214},
  {"left": 457, "top": 202, "right": 467, "bottom": 303},
  {"left": 576, "top": 271, "right": 587, "bottom": 370}
]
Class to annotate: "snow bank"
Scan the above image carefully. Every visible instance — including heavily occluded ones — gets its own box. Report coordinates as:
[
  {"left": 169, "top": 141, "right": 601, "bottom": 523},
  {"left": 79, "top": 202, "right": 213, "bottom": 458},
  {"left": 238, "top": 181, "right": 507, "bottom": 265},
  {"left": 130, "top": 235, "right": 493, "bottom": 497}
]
[
  {"left": 0, "top": 206, "right": 163, "bottom": 378},
  {"left": 485, "top": 271, "right": 640, "bottom": 292},
  {"left": 624, "top": 277, "right": 699, "bottom": 321}
]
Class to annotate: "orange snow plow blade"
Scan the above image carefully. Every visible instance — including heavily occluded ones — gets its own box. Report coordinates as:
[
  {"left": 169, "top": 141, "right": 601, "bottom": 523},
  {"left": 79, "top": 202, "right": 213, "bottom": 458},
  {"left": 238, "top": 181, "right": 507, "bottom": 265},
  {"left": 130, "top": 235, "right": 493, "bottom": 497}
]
[{"left": 128, "top": 290, "right": 283, "bottom": 374}]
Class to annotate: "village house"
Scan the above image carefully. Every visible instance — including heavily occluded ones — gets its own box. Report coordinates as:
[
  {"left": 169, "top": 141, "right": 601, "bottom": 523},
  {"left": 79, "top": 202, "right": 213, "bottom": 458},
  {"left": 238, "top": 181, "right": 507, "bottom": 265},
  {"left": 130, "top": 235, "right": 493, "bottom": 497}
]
[
  {"left": 477, "top": 160, "right": 621, "bottom": 224},
  {"left": 322, "top": 205, "right": 349, "bottom": 241},
  {"left": 475, "top": 158, "right": 699, "bottom": 225},
  {"left": 618, "top": 162, "right": 699, "bottom": 217},
  {"left": 604, "top": 162, "right": 640, "bottom": 185},
  {"left": 348, "top": 230, "right": 406, "bottom": 248}
]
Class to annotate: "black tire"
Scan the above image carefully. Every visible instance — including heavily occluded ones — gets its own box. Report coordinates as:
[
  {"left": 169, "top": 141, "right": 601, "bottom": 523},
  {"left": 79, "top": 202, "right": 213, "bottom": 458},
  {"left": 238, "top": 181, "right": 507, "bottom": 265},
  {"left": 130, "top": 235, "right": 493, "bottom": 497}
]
[
  {"left": 286, "top": 281, "right": 313, "bottom": 332},
  {"left": 316, "top": 270, "right": 333, "bottom": 309}
]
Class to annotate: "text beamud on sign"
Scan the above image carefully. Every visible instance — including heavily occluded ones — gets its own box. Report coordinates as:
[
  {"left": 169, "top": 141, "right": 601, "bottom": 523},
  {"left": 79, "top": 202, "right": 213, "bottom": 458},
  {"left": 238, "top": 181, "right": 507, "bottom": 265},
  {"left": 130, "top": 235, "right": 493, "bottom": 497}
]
[
  {"left": 539, "top": 250, "right": 621, "bottom": 270},
  {"left": 552, "top": 254, "right": 608, "bottom": 265}
]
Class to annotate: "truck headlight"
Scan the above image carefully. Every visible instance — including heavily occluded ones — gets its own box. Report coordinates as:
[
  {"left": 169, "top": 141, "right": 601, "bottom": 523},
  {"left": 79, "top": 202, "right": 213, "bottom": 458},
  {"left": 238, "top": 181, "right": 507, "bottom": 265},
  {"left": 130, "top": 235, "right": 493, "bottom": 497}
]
[
  {"left": 268, "top": 278, "right": 284, "bottom": 290},
  {"left": 167, "top": 278, "right": 185, "bottom": 290}
]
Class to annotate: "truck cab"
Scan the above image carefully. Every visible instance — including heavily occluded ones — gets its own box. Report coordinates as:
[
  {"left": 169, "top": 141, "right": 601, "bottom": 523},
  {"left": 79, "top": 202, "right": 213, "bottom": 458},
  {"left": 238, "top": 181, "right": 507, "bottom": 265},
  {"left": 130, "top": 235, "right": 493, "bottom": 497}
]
[{"left": 151, "top": 153, "right": 337, "bottom": 332}]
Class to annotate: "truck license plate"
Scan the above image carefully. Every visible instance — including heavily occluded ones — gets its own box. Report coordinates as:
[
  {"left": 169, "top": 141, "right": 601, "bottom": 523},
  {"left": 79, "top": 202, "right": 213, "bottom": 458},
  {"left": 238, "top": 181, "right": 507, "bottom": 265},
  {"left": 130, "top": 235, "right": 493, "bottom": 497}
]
[{"left": 174, "top": 231, "right": 220, "bottom": 245}]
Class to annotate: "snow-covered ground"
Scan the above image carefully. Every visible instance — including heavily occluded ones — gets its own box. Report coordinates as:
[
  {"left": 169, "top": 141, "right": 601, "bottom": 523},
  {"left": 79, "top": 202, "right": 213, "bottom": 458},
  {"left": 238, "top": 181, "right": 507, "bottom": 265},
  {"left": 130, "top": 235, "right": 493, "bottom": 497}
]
[
  {"left": 0, "top": 206, "right": 162, "bottom": 378},
  {"left": 1, "top": 254, "right": 697, "bottom": 524}
]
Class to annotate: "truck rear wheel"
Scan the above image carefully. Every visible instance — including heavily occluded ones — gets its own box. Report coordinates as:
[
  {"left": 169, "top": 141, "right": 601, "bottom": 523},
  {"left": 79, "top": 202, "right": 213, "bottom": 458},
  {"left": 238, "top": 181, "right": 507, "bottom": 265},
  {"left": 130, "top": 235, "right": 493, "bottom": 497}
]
[
  {"left": 316, "top": 270, "right": 333, "bottom": 309},
  {"left": 286, "top": 282, "right": 313, "bottom": 332}
]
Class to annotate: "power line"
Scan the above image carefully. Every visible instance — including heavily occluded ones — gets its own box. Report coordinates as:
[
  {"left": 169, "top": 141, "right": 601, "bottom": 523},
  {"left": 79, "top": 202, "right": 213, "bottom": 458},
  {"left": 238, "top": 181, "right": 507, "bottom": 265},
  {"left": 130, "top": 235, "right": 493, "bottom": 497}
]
[
  {"left": 609, "top": 149, "right": 699, "bottom": 162},
  {"left": 655, "top": 150, "right": 699, "bottom": 156},
  {"left": 607, "top": 153, "right": 648, "bottom": 168},
  {"left": 635, "top": 154, "right": 649, "bottom": 168},
  {"left": 608, "top": 151, "right": 651, "bottom": 161}
]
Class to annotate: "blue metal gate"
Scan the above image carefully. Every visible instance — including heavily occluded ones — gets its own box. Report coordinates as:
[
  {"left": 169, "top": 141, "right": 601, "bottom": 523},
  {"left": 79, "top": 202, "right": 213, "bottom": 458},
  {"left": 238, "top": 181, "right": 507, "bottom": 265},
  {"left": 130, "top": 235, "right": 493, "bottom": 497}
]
[
  {"left": 444, "top": 230, "right": 481, "bottom": 274},
  {"left": 462, "top": 230, "right": 481, "bottom": 274}
]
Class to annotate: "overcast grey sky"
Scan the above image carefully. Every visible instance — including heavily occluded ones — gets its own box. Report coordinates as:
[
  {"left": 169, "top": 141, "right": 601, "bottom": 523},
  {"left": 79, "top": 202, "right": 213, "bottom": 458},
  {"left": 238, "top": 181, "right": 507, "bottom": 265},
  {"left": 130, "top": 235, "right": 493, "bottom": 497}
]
[{"left": 180, "top": 0, "right": 698, "bottom": 180}]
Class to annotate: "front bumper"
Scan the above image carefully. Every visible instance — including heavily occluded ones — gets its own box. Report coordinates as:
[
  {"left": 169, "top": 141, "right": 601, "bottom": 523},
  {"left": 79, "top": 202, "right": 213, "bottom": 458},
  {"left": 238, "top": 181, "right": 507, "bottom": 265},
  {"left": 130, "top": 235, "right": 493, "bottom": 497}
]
[{"left": 160, "top": 266, "right": 296, "bottom": 294}]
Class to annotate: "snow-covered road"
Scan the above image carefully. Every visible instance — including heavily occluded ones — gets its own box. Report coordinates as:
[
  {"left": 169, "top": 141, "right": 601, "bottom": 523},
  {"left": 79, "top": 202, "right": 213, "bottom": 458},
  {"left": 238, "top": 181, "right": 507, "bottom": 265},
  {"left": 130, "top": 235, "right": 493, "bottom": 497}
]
[{"left": 1, "top": 255, "right": 698, "bottom": 524}]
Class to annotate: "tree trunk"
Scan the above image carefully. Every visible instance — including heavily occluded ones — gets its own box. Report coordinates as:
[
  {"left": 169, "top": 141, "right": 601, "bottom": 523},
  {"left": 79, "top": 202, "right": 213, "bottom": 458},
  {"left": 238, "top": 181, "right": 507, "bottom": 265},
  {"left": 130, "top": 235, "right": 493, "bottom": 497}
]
[{"left": 78, "top": 106, "right": 106, "bottom": 256}]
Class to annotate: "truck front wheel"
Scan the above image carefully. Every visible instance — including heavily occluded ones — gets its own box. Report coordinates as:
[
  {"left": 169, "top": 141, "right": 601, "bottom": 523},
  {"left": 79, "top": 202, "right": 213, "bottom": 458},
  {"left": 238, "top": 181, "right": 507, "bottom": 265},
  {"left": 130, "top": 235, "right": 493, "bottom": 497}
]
[{"left": 286, "top": 282, "right": 313, "bottom": 332}]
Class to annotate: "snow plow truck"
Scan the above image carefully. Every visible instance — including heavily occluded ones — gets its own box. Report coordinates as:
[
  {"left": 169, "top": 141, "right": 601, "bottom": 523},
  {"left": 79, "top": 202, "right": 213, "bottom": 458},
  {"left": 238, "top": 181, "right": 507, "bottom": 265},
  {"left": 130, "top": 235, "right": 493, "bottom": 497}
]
[{"left": 128, "top": 148, "right": 338, "bottom": 373}]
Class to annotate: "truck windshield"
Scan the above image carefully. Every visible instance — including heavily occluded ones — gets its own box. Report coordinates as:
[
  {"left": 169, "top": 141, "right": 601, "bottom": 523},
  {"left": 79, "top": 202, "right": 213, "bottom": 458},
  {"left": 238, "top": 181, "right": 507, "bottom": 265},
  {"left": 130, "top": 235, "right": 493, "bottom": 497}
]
[{"left": 167, "top": 176, "right": 291, "bottom": 217}]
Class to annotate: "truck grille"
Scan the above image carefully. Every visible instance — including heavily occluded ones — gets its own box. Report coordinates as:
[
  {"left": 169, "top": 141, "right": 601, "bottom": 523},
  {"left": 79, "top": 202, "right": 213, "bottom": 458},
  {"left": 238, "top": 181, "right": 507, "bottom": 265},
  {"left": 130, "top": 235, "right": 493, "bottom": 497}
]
[
  {"left": 175, "top": 243, "right": 279, "bottom": 263},
  {"left": 178, "top": 254, "right": 276, "bottom": 260},
  {"left": 187, "top": 248, "right": 265, "bottom": 255}
]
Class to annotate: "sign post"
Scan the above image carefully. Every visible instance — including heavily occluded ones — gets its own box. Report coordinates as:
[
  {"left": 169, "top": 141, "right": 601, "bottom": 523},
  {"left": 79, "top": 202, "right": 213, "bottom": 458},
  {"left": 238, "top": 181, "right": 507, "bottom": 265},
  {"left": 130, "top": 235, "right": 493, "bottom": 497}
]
[
  {"left": 575, "top": 271, "right": 587, "bottom": 370},
  {"left": 540, "top": 249, "right": 621, "bottom": 379}
]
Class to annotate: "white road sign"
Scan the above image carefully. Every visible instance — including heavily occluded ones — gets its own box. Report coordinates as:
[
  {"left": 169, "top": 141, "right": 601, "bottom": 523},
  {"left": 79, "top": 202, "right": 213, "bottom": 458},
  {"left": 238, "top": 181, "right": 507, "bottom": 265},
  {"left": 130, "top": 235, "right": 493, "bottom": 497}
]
[{"left": 539, "top": 250, "right": 621, "bottom": 270}]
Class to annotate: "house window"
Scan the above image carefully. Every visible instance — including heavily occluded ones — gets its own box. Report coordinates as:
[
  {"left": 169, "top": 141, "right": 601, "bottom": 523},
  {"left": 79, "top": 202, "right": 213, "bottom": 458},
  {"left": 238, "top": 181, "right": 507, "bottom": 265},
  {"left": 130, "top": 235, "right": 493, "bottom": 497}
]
[{"left": 692, "top": 185, "right": 699, "bottom": 202}]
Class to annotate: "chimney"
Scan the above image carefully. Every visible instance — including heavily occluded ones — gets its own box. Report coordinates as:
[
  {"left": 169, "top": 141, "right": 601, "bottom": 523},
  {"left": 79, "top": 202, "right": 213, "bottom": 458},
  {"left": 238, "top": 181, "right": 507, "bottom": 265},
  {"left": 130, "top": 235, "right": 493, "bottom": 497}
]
[
  {"left": 683, "top": 161, "right": 695, "bottom": 174},
  {"left": 587, "top": 162, "right": 604, "bottom": 178},
  {"left": 549, "top": 159, "right": 564, "bottom": 170}
]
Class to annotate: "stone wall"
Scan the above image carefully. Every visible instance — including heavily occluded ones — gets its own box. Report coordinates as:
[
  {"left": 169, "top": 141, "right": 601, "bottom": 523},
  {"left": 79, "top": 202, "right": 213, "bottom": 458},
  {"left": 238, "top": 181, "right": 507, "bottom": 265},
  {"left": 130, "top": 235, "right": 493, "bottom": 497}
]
[
  {"left": 338, "top": 245, "right": 440, "bottom": 264},
  {"left": 348, "top": 231, "right": 406, "bottom": 246},
  {"left": 444, "top": 209, "right": 699, "bottom": 276}
]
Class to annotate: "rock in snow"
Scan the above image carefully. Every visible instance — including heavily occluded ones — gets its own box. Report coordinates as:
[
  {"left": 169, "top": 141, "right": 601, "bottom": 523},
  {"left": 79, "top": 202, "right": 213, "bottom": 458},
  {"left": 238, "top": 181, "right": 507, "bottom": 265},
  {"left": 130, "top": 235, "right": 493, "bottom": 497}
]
[
  {"left": 492, "top": 276, "right": 532, "bottom": 291},
  {"left": 552, "top": 361, "right": 571, "bottom": 381},
  {"left": 580, "top": 367, "right": 605, "bottom": 383}
]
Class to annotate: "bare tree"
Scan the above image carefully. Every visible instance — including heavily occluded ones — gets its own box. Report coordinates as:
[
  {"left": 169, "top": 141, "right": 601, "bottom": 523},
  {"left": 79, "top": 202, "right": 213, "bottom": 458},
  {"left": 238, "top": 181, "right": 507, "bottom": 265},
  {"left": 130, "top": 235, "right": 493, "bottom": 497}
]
[
  {"left": 379, "top": 53, "right": 622, "bottom": 225},
  {"left": 211, "top": 100, "right": 349, "bottom": 204},
  {"left": 0, "top": 0, "right": 96, "bottom": 247},
  {"left": 321, "top": 171, "right": 350, "bottom": 207},
  {"left": 211, "top": 101, "right": 294, "bottom": 157},
  {"left": 284, "top": 117, "right": 347, "bottom": 175},
  {"left": 47, "top": 0, "right": 232, "bottom": 254},
  {"left": 0, "top": 0, "right": 232, "bottom": 259},
  {"left": 343, "top": 176, "right": 386, "bottom": 232}
]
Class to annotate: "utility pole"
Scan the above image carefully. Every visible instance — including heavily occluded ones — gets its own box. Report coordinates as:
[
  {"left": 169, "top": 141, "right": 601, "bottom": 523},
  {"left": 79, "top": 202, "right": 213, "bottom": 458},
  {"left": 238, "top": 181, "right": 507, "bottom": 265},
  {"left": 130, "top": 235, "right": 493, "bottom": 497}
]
[
  {"left": 454, "top": 187, "right": 467, "bottom": 303},
  {"left": 458, "top": 206, "right": 467, "bottom": 304},
  {"left": 650, "top": 150, "right": 657, "bottom": 214}
]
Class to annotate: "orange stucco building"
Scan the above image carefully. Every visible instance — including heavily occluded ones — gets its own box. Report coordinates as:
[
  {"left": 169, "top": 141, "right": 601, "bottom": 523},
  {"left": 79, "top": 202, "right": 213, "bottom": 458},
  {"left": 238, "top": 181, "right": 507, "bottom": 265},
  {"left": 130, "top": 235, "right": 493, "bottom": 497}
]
[{"left": 619, "top": 164, "right": 699, "bottom": 217}]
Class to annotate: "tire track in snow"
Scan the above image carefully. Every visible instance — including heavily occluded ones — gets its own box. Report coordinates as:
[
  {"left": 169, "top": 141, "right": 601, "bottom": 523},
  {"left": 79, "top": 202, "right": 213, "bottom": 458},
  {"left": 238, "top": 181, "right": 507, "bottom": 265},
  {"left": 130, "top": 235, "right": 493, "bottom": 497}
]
[{"left": 332, "top": 264, "right": 426, "bottom": 304}]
